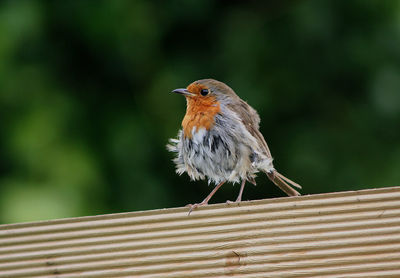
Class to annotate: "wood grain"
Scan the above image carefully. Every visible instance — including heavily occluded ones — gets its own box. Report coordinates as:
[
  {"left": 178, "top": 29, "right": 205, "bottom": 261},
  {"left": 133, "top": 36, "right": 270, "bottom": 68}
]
[{"left": 1, "top": 187, "right": 400, "bottom": 277}]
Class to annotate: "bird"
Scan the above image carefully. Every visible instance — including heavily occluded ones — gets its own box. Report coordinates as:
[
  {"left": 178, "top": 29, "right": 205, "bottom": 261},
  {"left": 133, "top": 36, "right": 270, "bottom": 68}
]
[{"left": 167, "top": 79, "right": 301, "bottom": 213}]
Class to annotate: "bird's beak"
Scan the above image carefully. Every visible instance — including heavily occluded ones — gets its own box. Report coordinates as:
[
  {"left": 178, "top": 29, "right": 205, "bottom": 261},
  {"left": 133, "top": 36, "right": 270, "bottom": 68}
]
[{"left": 171, "top": 88, "right": 195, "bottom": 96}]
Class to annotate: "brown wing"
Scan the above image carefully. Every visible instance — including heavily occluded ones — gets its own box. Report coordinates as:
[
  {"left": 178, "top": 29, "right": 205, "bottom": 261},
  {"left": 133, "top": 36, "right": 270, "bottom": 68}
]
[
  {"left": 228, "top": 100, "right": 302, "bottom": 194},
  {"left": 227, "top": 99, "right": 272, "bottom": 158}
]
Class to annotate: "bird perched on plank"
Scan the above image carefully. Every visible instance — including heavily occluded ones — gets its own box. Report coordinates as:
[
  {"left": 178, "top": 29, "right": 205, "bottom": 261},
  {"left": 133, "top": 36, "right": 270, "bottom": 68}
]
[{"left": 167, "top": 79, "right": 301, "bottom": 213}]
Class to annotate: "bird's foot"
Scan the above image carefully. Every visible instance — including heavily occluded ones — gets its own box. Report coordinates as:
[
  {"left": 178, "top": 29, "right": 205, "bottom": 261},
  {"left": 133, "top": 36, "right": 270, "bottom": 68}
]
[
  {"left": 226, "top": 199, "right": 242, "bottom": 205},
  {"left": 186, "top": 201, "right": 208, "bottom": 215}
]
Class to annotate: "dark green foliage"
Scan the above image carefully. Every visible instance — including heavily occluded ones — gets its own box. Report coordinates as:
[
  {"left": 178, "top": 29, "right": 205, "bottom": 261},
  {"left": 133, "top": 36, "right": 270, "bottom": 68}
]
[{"left": 1, "top": 1, "right": 400, "bottom": 223}]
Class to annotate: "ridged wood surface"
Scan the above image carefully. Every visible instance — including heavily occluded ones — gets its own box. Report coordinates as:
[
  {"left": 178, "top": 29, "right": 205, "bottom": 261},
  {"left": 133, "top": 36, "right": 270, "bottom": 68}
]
[{"left": 1, "top": 187, "right": 400, "bottom": 277}]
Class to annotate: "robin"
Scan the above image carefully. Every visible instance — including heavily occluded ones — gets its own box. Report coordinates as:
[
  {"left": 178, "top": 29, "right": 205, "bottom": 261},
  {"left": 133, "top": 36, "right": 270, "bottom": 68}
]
[{"left": 167, "top": 79, "right": 301, "bottom": 213}]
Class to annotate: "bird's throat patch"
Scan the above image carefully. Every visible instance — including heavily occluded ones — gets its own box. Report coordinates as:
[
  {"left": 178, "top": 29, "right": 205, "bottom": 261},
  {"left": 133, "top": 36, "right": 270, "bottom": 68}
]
[{"left": 182, "top": 96, "right": 220, "bottom": 138}]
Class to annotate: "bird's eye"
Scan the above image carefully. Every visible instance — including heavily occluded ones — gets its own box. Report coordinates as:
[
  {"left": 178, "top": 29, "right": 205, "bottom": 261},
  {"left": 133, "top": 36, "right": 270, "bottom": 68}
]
[{"left": 200, "top": 89, "right": 209, "bottom": 96}]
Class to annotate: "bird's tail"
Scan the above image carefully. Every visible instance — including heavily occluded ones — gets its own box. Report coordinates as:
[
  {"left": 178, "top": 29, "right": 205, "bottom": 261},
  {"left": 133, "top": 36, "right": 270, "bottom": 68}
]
[{"left": 266, "top": 170, "right": 302, "bottom": 196}]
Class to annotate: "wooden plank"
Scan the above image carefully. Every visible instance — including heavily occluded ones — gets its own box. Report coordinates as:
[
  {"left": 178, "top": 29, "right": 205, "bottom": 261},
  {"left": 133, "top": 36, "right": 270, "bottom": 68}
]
[{"left": 0, "top": 187, "right": 400, "bottom": 277}]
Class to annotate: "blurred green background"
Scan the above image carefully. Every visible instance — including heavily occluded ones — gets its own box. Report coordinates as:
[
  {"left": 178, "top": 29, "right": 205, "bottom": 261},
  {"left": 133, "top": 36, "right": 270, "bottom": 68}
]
[{"left": 1, "top": 1, "right": 400, "bottom": 224}]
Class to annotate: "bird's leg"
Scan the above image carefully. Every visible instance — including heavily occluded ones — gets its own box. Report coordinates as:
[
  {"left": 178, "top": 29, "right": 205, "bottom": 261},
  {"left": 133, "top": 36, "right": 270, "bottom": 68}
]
[
  {"left": 236, "top": 179, "right": 246, "bottom": 202},
  {"left": 226, "top": 179, "right": 246, "bottom": 204},
  {"left": 187, "top": 181, "right": 225, "bottom": 215}
]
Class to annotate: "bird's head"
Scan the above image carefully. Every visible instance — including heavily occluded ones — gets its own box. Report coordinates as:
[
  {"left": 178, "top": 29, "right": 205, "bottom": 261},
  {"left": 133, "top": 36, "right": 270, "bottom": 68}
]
[
  {"left": 172, "top": 79, "right": 238, "bottom": 137},
  {"left": 171, "top": 79, "right": 239, "bottom": 107}
]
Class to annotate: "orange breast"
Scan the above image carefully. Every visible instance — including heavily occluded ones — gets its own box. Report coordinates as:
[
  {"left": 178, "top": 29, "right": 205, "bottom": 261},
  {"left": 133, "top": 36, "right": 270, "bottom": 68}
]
[{"left": 182, "top": 96, "right": 221, "bottom": 138}]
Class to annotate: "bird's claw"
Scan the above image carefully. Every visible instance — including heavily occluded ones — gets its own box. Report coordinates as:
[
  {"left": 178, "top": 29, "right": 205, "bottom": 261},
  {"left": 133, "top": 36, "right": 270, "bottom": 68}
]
[
  {"left": 186, "top": 202, "right": 208, "bottom": 215},
  {"left": 226, "top": 199, "right": 242, "bottom": 205}
]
